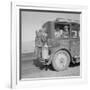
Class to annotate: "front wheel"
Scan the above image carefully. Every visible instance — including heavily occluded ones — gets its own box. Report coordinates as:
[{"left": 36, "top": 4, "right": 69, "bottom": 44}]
[{"left": 52, "top": 50, "right": 70, "bottom": 71}]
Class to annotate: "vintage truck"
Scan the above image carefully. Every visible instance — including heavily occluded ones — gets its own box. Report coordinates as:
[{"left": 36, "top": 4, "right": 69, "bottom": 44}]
[{"left": 35, "top": 18, "right": 80, "bottom": 71}]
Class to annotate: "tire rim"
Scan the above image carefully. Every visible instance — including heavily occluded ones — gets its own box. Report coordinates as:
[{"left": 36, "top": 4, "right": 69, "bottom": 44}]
[{"left": 54, "top": 52, "right": 68, "bottom": 69}]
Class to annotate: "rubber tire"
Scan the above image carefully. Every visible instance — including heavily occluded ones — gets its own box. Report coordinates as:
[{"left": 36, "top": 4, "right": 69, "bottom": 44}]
[{"left": 52, "top": 50, "right": 70, "bottom": 71}]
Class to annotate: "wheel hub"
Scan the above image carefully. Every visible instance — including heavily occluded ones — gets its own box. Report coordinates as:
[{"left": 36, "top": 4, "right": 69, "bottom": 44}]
[
  {"left": 54, "top": 53, "right": 67, "bottom": 68},
  {"left": 52, "top": 50, "right": 70, "bottom": 71}
]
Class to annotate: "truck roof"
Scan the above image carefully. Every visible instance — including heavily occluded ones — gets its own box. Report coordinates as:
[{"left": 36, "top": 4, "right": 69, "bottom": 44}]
[
  {"left": 42, "top": 20, "right": 80, "bottom": 28},
  {"left": 55, "top": 18, "right": 80, "bottom": 24}
]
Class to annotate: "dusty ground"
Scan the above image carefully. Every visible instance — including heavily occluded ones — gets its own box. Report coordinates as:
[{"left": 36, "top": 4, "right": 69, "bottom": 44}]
[{"left": 21, "top": 53, "right": 80, "bottom": 79}]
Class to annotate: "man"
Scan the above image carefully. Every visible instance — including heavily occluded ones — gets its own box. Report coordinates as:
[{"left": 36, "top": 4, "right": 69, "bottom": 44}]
[
  {"left": 64, "top": 25, "right": 69, "bottom": 38},
  {"left": 55, "top": 27, "right": 63, "bottom": 38}
]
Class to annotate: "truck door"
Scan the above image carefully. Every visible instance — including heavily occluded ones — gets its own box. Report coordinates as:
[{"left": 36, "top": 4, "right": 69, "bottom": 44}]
[
  {"left": 53, "top": 23, "right": 70, "bottom": 50},
  {"left": 70, "top": 23, "right": 80, "bottom": 59}
]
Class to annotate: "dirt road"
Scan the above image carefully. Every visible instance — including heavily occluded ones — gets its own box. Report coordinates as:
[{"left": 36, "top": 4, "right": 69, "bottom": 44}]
[{"left": 21, "top": 53, "right": 80, "bottom": 79}]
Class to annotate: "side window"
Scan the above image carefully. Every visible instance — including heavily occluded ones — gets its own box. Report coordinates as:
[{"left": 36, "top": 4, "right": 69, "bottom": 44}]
[
  {"left": 71, "top": 23, "right": 80, "bottom": 38},
  {"left": 54, "top": 24, "right": 64, "bottom": 38},
  {"left": 54, "top": 24, "right": 70, "bottom": 39},
  {"left": 71, "top": 30, "right": 78, "bottom": 38}
]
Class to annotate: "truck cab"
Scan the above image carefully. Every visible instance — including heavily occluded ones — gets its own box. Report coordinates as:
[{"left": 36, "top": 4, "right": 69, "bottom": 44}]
[{"left": 35, "top": 18, "right": 80, "bottom": 71}]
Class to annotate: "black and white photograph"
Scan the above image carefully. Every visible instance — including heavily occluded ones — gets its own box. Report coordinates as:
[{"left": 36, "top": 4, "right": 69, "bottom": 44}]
[{"left": 20, "top": 9, "right": 80, "bottom": 79}]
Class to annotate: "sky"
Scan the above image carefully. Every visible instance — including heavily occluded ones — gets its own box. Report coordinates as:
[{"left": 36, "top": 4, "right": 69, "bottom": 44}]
[{"left": 21, "top": 10, "right": 80, "bottom": 53}]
